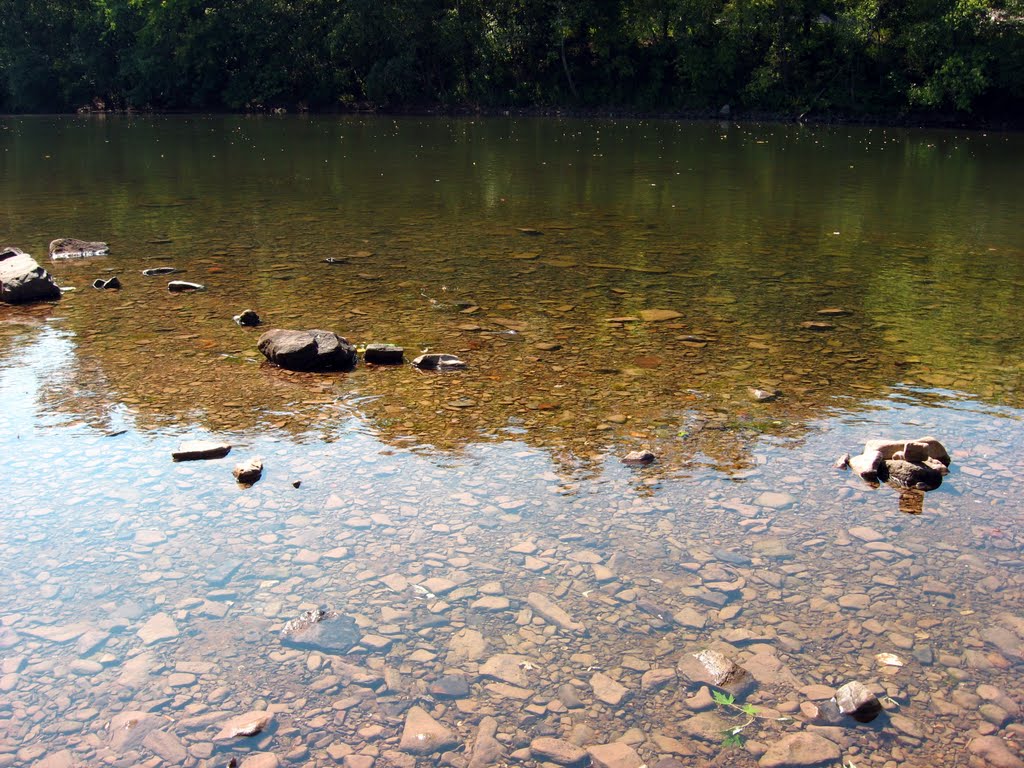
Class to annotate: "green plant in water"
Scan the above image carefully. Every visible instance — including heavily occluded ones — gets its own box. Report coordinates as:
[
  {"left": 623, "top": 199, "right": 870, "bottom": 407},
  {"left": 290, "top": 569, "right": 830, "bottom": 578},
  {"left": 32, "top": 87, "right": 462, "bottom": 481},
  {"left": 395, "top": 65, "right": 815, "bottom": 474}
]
[{"left": 713, "top": 690, "right": 794, "bottom": 748}]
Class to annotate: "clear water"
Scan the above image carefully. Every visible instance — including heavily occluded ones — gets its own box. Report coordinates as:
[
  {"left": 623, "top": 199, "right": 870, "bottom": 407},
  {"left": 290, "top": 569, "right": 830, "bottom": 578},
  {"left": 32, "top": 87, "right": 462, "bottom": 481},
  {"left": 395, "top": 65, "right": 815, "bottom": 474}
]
[{"left": 1, "top": 116, "right": 1022, "bottom": 767}]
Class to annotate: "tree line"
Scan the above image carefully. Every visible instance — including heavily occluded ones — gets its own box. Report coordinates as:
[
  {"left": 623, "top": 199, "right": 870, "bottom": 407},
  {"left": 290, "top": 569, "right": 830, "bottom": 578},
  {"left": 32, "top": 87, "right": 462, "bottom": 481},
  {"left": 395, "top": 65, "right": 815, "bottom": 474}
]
[{"left": 1, "top": 0, "right": 1022, "bottom": 120}]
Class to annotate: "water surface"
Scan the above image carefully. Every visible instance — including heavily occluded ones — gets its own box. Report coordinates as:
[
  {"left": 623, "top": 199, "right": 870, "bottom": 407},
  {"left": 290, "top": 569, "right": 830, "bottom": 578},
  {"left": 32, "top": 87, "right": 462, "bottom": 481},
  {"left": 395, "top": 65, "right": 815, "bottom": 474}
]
[{"left": 1, "top": 116, "right": 1023, "bottom": 768}]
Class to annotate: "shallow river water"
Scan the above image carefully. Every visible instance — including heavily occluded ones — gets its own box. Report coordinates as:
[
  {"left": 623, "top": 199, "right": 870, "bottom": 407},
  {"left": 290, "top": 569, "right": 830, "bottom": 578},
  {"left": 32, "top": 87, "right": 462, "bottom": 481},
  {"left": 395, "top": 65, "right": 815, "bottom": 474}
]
[{"left": 1, "top": 116, "right": 1023, "bottom": 768}]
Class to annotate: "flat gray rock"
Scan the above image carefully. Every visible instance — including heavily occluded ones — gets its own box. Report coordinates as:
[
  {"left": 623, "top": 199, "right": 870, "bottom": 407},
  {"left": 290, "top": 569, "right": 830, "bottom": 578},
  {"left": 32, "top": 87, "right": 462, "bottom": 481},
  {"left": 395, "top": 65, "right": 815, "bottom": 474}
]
[
  {"left": 280, "top": 609, "right": 360, "bottom": 654},
  {"left": 172, "top": 441, "right": 231, "bottom": 461},
  {"left": 258, "top": 328, "right": 357, "bottom": 372}
]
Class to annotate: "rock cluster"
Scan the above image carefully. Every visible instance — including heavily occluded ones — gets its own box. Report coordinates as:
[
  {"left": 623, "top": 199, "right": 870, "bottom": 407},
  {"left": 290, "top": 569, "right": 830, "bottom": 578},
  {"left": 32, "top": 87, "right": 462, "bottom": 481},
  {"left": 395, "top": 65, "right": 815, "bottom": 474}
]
[{"left": 838, "top": 436, "right": 951, "bottom": 491}]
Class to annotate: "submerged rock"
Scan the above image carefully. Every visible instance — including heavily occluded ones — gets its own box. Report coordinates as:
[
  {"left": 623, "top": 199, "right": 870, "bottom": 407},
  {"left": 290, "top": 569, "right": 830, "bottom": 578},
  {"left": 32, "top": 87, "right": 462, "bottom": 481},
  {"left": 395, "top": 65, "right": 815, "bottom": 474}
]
[
  {"left": 141, "top": 266, "right": 180, "bottom": 276},
  {"left": 234, "top": 309, "right": 261, "bottom": 327},
  {"left": 530, "top": 737, "right": 589, "bottom": 766},
  {"left": 214, "top": 711, "right": 274, "bottom": 741},
  {"left": 365, "top": 343, "right": 405, "bottom": 365},
  {"left": 258, "top": 329, "right": 357, "bottom": 372},
  {"left": 399, "top": 706, "right": 457, "bottom": 755},
  {"left": 49, "top": 238, "right": 109, "bottom": 260},
  {"left": 167, "top": 280, "right": 205, "bottom": 292},
  {"left": 758, "top": 732, "right": 840, "bottom": 768},
  {"left": 0, "top": 247, "right": 61, "bottom": 303},
  {"left": 280, "top": 608, "right": 360, "bottom": 654},
  {"left": 412, "top": 353, "right": 467, "bottom": 370},
  {"left": 677, "top": 649, "right": 755, "bottom": 698}
]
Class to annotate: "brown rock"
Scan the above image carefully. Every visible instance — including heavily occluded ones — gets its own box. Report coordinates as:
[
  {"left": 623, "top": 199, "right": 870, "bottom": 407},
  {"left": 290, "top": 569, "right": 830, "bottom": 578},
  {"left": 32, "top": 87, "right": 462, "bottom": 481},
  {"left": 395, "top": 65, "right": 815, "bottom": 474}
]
[
  {"left": 527, "top": 592, "right": 586, "bottom": 634},
  {"left": 142, "top": 730, "right": 188, "bottom": 764},
  {"left": 758, "top": 733, "right": 840, "bottom": 768},
  {"left": 172, "top": 441, "right": 231, "bottom": 461},
  {"left": 108, "top": 711, "right": 171, "bottom": 752},
  {"left": 590, "top": 672, "right": 630, "bottom": 706},
  {"left": 833, "top": 680, "right": 881, "bottom": 723},
  {"left": 240, "top": 755, "right": 280, "bottom": 768},
  {"left": 480, "top": 654, "right": 533, "bottom": 687},
  {"left": 0, "top": 247, "right": 61, "bottom": 303},
  {"left": 233, "top": 457, "right": 264, "bottom": 484},
  {"left": 530, "top": 737, "right": 589, "bottom": 766},
  {"left": 49, "top": 237, "right": 109, "bottom": 259},
  {"left": 468, "top": 716, "right": 504, "bottom": 768},
  {"left": 214, "top": 711, "right": 274, "bottom": 741},
  {"left": 968, "top": 736, "right": 1024, "bottom": 768},
  {"left": 587, "top": 743, "right": 643, "bottom": 768},
  {"left": 677, "top": 649, "right": 755, "bottom": 698},
  {"left": 398, "top": 706, "right": 457, "bottom": 755}
]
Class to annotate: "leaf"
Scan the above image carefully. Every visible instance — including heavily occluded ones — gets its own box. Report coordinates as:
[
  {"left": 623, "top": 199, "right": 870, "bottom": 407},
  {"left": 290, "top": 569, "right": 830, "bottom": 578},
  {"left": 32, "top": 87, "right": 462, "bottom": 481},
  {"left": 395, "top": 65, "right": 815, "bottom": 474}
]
[
  {"left": 721, "top": 732, "right": 744, "bottom": 749},
  {"left": 739, "top": 703, "right": 759, "bottom": 716},
  {"left": 712, "top": 690, "right": 734, "bottom": 706}
]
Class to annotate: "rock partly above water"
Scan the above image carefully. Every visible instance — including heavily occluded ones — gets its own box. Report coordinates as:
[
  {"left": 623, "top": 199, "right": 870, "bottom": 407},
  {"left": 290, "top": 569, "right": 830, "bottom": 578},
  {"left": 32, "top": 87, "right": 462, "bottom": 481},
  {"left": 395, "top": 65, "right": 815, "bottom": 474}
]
[
  {"left": 677, "top": 649, "right": 756, "bottom": 698},
  {"left": 412, "top": 353, "right": 467, "bottom": 370},
  {"left": 234, "top": 309, "right": 261, "bottom": 326},
  {"left": 167, "top": 280, "right": 205, "bottom": 292},
  {"left": 258, "top": 329, "right": 357, "bottom": 372},
  {"left": 834, "top": 680, "right": 882, "bottom": 722},
  {"left": 233, "top": 457, "right": 263, "bottom": 485},
  {"left": 364, "top": 343, "right": 405, "bottom": 365},
  {"left": 0, "top": 247, "right": 61, "bottom": 304},
  {"left": 172, "top": 441, "right": 232, "bottom": 461},
  {"left": 49, "top": 238, "right": 109, "bottom": 260},
  {"left": 280, "top": 609, "right": 361, "bottom": 654}
]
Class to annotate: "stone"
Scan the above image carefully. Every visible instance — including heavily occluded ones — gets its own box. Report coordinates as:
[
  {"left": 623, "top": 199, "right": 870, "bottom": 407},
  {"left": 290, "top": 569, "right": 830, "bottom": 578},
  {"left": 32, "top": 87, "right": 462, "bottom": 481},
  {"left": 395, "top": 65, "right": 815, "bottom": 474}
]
[
  {"left": 92, "top": 276, "right": 121, "bottom": 290},
  {"left": 240, "top": 754, "right": 280, "bottom": 768},
  {"left": 258, "top": 329, "right": 357, "bottom": 371},
  {"left": 108, "top": 711, "right": 171, "bottom": 752},
  {"left": 968, "top": 736, "right": 1024, "bottom": 768},
  {"left": 848, "top": 450, "right": 883, "bottom": 480},
  {"left": 678, "top": 711, "right": 732, "bottom": 742},
  {"left": 469, "top": 717, "right": 503, "bottom": 768},
  {"left": 677, "top": 649, "right": 755, "bottom": 698},
  {"left": 641, "top": 667, "right": 676, "bottom": 692},
  {"left": 167, "top": 280, "right": 205, "bottom": 292},
  {"left": 234, "top": 309, "right": 261, "bottom": 326},
  {"left": 172, "top": 441, "right": 231, "bottom": 461},
  {"left": 49, "top": 238, "right": 109, "bottom": 259},
  {"left": 233, "top": 457, "right": 264, "bottom": 484},
  {"left": 748, "top": 387, "right": 779, "bottom": 402},
  {"left": 833, "top": 680, "right": 881, "bottom": 723},
  {"left": 214, "top": 710, "right": 274, "bottom": 740},
  {"left": 758, "top": 733, "right": 840, "bottom": 768},
  {"left": 142, "top": 729, "right": 188, "bottom": 764},
  {"left": 0, "top": 247, "right": 61, "bottom": 303},
  {"left": 142, "top": 266, "right": 180, "bottom": 276},
  {"left": 590, "top": 672, "right": 629, "bottom": 706},
  {"left": 527, "top": 592, "right": 587, "bottom": 634},
  {"left": 429, "top": 674, "right": 470, "bottom": 699},
  {"left": 398, "top": 706, "right": 457, "bottom": 755},
  {"left": 558, "top": 683, "right": 585, "bottom": 709},
  {"left": 480, "top": 654, "right": 533, "bottom": 687},
  {"left": 137, "top": 613, "right": 178, "bottom": 645},
  {"left": 364, "top": 344, "right": 405, "bottom": 364},
  {"left": 639, "top": 309, "right": 682, "bottom": 322},
  {"left": 884, "top": 459, "right": 943, "bottom": 491},
  {"left": 412, "top": 353, "right": 467, "bottom": 370},
  {"left": 281, "top": 609, "right": 361, "bottom": 654},
  {"left": 587, "top": 743, "right": 643, "bottom": 768},
  {"left": 530, "top": 737, "right": 589, "bottom": 766},
  {"left": 621, "top": 450, "right": 655, "bottom": 465},
  {"left": 864, "top": 436, "right": 951, "bottom": 467}
]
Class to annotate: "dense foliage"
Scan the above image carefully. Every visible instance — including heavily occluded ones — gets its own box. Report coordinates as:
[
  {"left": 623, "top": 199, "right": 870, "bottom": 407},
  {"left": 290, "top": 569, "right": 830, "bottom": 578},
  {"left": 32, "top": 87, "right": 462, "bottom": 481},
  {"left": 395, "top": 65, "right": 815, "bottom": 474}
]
[{"left": 1, "top": 0, "right": 1022, "bottom": 119}]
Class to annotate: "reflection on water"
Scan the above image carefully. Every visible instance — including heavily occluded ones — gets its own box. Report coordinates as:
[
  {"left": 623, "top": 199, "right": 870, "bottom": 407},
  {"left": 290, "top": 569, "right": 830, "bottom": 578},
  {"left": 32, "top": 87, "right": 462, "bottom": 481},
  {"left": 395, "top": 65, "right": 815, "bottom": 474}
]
[{"left": 1, "top": 117, "right": 1023, "bottom": 768}]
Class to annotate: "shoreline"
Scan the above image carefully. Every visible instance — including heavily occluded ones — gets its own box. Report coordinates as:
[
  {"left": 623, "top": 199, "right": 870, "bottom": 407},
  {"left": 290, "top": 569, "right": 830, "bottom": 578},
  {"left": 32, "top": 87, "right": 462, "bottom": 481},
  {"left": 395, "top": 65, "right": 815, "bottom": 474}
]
[{"left": 3, "top": 103, "right": 1022, "bottom": 132}]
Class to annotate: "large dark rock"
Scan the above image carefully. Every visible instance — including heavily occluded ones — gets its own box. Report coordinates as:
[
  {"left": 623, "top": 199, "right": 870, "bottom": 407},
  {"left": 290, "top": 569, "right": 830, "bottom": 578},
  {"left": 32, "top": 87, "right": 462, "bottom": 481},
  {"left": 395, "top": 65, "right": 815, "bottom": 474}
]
[
  {"left": 883, "top": 459, "right": 943, "bottom": 491},
  {"left": 0, "top": 247, "right": 61, "bottom": 304},
  {"left": 49, "top": 238, "right": 109, "bottom": 260},
  {"left": 364, "top": 343, "right": 404, "bottom": 365},
  {"left": 258, "top": 329, "right": 357, "bottom": 372},
  {"left": 281, "top": 609, "right": 361, "bottom": 654}
]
